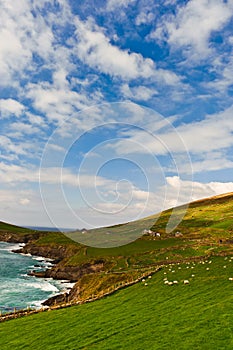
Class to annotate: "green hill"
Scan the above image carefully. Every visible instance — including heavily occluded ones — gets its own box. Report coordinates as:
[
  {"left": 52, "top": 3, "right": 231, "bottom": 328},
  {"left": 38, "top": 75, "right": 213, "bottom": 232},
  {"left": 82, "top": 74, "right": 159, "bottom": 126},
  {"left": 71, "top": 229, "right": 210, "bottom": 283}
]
[
  {"left": 0, "top": 255, "right": 233, "bottom": 349},
  {"left": 0, "top": 192, "right": 233, "bottom": 348}
]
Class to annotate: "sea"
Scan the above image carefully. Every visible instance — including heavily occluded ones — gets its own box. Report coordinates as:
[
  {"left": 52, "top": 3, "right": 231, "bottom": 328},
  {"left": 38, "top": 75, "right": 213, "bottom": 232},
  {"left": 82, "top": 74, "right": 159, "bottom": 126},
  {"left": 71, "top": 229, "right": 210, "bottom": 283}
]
[{"left": 0, "top": 241, "right": 74, "bottom": 314}]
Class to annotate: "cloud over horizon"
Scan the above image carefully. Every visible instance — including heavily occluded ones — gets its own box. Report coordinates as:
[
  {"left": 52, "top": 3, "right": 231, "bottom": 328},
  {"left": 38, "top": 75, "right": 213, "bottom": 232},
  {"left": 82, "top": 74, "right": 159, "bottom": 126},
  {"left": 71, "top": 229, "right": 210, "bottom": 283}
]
[{"left": 0, "top": 0, "right": 232, "bottom": 228}]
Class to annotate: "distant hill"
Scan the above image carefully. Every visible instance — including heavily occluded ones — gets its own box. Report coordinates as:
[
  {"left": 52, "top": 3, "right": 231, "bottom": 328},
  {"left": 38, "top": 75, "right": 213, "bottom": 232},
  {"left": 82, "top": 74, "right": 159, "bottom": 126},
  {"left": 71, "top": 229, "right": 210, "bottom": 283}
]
[{"left": 1, "top": 192, "right": 233, "bottom": 349}]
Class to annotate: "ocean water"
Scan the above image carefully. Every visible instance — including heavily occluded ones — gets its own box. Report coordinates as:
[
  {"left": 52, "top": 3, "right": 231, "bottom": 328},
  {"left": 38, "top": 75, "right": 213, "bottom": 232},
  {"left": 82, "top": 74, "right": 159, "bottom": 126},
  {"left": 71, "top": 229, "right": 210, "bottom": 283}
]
[{"left": 0, "top": 242, "right": 74, "bottom": 313}]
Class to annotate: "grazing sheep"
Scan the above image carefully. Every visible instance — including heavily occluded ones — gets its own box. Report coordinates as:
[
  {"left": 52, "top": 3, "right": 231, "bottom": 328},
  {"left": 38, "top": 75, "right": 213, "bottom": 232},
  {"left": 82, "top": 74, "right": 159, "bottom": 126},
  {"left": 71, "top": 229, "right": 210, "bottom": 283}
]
[
  {"left": 144, "top": 283, "right": 148, "bottom": 286},
  {"left": 173, "top": 280, "right": 178, "bottom": 284},
  {"left": 142, "top": 279, "right": 145, "bottom": 282},
  {"left": 164, "top": 280, "right": 169, "bottom": 284},
  {"left": 148, "top": 276, "right": 152, "bottom": 279},
  {"left": 191, "top": 274, "right": 195, "bottom": 277},
  {"left": 206, "top": 268, "right": 210, "bottom": 271},
  {"left": 168, "top": 282, "right": 173, "bottom": 285},
  {"left": 183, "top": 280, "right": 189, "bottom": 284},
  {"left": 229, "top": 278, "right": 233, "bottom": 281},
  {"left": 223, "top": 266, "right": 227, "bottom": 268}
]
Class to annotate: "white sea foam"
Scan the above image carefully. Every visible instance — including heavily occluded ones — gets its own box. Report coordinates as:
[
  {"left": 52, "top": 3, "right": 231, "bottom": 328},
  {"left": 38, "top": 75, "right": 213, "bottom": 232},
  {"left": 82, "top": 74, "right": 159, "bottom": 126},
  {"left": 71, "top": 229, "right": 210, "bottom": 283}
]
[
  {"left": 26, "top": 281, "right": 59, "bottom": 292},
  {"left": 0, "top": 243, "right": 23, "bottom": 252},
  {"left": 32, "top": 256, "right": 47, "bottom": 261}
]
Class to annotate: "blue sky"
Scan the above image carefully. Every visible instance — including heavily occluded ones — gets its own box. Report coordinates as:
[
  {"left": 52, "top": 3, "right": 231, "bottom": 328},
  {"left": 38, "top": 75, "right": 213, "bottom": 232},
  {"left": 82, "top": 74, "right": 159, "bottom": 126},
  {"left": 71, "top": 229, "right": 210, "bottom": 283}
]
[{"left": 0, "top": 0, "right": 233, "bottom": 229}]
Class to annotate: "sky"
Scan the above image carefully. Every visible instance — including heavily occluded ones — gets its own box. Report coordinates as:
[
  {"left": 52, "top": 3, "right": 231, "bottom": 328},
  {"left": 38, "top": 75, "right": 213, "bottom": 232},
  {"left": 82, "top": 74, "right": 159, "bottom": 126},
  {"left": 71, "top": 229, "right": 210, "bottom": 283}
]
[{"left": 0, "top": 0, "right": 233, "bottom": 230}]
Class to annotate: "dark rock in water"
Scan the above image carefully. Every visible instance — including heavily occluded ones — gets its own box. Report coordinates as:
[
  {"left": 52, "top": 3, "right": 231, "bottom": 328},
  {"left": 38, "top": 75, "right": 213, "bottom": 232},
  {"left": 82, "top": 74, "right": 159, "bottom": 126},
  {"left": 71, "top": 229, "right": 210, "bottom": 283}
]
[
  {"left": 42, "top": 292, "right": 69, "bottom": 306},
  {"left": 28, "top": 270, "right": 47, "bottom": 278}
]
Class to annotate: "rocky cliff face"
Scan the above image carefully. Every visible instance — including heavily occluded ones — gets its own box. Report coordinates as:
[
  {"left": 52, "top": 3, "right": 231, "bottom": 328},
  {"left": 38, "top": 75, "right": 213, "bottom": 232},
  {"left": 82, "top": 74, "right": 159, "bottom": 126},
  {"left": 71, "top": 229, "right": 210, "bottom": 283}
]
[
  {"left": 16, "top": 243, "right": 69, "bottom": 262},
  {"left": 1, "top": 230, "right": 106, "bottom": 307},
  {"left": 31, "top": 259, "right": 105, "bottom": 282},
  {"left": 0, "top": 231, "right": 45, "bottom": 243},
  {"left": 42, "top": 260, "right": 105, "bottom": 306}
]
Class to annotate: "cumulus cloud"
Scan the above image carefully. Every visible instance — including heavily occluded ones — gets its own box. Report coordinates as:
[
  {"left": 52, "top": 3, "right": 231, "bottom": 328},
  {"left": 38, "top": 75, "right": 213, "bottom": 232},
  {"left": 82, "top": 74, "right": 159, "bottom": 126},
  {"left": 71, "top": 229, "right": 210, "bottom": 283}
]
[
  {"left": 0, "top": 99, "right": 25, "bottom": 118},
  {"left": 106, "top": 0, "right": 136, "bottom": 11},
  {"left": 111, "top": 105, "right": 233, "bottom": 158},
  {"left": 166, "top": 176, "right": 233, "bottom": 205},
  {"left": 74, "top": 17, "right": 155, "bottom": 80},
  {"left": 0, "top": 0, "right": 56, "bottom": 86},
  {"left": 151, "top": 0, "right": 233, "bottom": 59},
  {"left": 121, "top": 84, "right": 158, "bottom": 101}
]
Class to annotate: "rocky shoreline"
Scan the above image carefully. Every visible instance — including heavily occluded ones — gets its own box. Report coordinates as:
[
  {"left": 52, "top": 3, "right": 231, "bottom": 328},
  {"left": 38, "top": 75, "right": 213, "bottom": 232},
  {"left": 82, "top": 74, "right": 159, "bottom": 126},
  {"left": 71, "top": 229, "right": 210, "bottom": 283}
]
[{"left": 0, "top": 230, "right": 106, "bottom": 307}]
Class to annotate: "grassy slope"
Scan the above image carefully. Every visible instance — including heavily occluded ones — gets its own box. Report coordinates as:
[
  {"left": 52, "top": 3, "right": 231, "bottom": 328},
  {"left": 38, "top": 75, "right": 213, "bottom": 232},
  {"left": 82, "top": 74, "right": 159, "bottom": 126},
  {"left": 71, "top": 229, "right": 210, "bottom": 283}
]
[
  {"left": 1, "top": 255, "right": 233, "bottom": 349},
  {"left": 0, "top": 221, "right": 34, "bottom": 234},
  {"left": 1, "top": 193, "right": 233, "bottom": 299},
  {"left": 0, "top": 193, "right": 233, "bottom": 348}
]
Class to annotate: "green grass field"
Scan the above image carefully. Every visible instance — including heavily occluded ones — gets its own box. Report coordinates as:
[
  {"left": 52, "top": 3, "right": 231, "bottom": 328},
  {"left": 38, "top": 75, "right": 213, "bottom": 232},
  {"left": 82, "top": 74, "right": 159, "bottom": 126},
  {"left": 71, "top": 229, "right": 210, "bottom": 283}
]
[
  {"left": 1, "top": 192, "right": 233, "bottom": 348},
  {"left": 1, "top": 255, "right": 233, "bottom": 349}
]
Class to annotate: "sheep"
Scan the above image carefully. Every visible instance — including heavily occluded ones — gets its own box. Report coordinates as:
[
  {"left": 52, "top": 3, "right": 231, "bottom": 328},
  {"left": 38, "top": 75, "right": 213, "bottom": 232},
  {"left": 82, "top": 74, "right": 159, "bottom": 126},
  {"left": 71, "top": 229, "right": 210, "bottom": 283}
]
[
  {"left": 229, "top": 278, "right": 233, "bottom": 281},
  {"left": 148, "top": 276, "right": 152, "bottom": 279},
  {"left": 144, "top": 283, "right": 148, "bottom": 286},
  {"left": 183, "top": 280, "right": 189, "bottom": 284},
  {"left": 206, "top": 267, "right": 210, "bottom": 271},
  {"left": 168, "top": 281, "right": 173, "bottom": 285},
  {"left": 142, "top": 279, "right": 145, "bottom": 282},
  {"left": 191, "top": 274, "right": 195, "bottom": 277},
  {"left": 173, "top": 280, "right": 178, "bottom": 284}
]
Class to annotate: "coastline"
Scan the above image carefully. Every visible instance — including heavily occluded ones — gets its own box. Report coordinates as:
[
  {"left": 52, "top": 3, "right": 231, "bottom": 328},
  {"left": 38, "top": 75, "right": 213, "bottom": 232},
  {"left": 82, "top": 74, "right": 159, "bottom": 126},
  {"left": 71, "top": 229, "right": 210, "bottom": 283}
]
[{"left": 0, "top": 240, "right": 75, "bottom": 312}]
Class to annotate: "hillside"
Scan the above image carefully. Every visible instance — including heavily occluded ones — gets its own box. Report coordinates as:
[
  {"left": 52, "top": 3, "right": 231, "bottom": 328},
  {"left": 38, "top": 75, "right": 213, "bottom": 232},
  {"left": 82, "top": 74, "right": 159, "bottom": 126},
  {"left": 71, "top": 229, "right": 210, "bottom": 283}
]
[
  {"left": 0, "top": 255, "right": 233, "bottom": 349},
  {"left": 0, "top": 192, "right": 233, "bottom": 348},
  {"left": 0, "top": 192, "right": 233, "bottom": 305}
]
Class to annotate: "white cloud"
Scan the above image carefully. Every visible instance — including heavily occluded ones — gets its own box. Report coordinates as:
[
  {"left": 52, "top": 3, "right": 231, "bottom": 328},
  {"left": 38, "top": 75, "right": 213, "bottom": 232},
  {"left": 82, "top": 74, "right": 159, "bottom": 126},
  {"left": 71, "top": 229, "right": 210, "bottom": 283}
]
[
  {"left": 9, "top": 122, "right": 40, "bottom": 136},
  {"left": 166, "top": 176, "right": 233, "bottom": 205},
  {"left": 151, "top": 0, "right": 233, "bottom": 59},
  {"left": 0, "top": 0, "right": 54, "bottom": 86},
  {"left": 207, "top": 56, "right": 233, "bottom": 93},
  {"left": 106, "top": 0, "right": 136, "bottom": 11},
  {"left": 0, "top": 99, "right": 25, "bottom": 118},
  {"left": 111, "top": 105, "right": 233, "bottom": 159},
  {"left": 0, "top": 136, "right": 29, "bottom": 157},
  {"left": 121, "top": 84, "right": 158, "bottom": 101},
  {"left": 135, "top": 10, "right": 155, "bottom": 26},
  {"left": 26, "top": 81, "right": 91, "bottom": 123},
  {"left": 74, "top": 17, "right": 155, "bottom": 80}
]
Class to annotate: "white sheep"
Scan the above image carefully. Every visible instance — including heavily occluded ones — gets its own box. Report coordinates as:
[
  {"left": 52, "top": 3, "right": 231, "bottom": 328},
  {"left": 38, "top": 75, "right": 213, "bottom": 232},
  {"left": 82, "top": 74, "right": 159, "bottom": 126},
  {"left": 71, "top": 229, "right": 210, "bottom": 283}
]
[
  {"left": 173, "top": 280, "right": 178, "bottom": 284},
  {"left": 183, "top": 280, "right": 189, "bottom": 284},
  {"left": 229, "top": 278, "right": 233, "bottom": 281}
]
